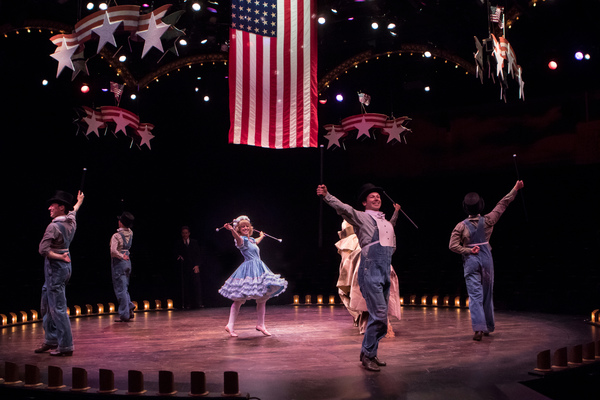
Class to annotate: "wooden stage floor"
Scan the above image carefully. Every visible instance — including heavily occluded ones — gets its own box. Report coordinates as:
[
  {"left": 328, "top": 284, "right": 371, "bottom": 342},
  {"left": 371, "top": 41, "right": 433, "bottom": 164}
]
[{"left": 1, "top": 305, "right": 599, "bottom": 400}]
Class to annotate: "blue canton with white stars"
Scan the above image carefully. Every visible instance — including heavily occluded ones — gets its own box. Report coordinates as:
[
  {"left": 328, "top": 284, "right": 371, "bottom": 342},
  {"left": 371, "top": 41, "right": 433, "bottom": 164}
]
[{"left": 231, "top": 0, "right": 278, "bottom": 37}]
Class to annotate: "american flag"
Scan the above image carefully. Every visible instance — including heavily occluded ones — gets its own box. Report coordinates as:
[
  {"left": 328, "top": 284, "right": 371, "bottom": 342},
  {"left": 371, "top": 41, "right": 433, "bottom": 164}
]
[
  {"left": 490, "top": 6, "right": 504, "bottom": 23},
  {"left": 110, "top": 81, "right": 124, "bottom": 104},
  {"left": 229, "top": 0, "right": 318, "bottom": 149}
]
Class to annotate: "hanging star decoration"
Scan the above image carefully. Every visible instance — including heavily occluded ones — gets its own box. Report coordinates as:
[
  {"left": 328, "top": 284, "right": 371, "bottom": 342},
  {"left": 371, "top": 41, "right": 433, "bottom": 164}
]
[
  {"left": 322, "top": 92, "right": 413, "bottom": 149},
  {"left": 76, "top": 106, "right": 155, "bottom": 150},
  {"left": 473, "top": 5, "right": 525, "bottom": 101},
  {"left": 136, "top": 12, "right": 171, "bottom": 58},
  {"left": 48, "top": 4, "right": 184, "bottom": 78}
]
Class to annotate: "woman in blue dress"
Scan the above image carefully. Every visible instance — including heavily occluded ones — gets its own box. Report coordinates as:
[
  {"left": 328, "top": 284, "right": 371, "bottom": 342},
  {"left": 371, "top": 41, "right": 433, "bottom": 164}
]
[{"left": 219, "top": 215, "right": 287, "bottom": 337}]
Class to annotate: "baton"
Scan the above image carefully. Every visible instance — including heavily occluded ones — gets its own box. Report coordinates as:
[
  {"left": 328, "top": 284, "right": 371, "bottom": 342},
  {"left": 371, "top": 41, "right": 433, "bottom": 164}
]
[
  {"left": 382, "top": 191, "right": 419, "bottom": 229},
  {"left": 256, "top": 231, "right": 283, "bottom": 243},
  {"left": 80, "top": 168, "right": 87, "bottom": 191}
]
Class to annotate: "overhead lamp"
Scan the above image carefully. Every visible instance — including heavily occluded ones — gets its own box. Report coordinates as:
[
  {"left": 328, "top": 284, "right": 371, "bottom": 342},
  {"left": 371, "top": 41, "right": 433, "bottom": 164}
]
[
  {"left": 192, "top": 2, "right": 202, "bottom": 11},
  {"left": 119, "top": 55, "right": 127, "bottom": 62},
  {"left": 179, "top": 38, "right": 188, "bottom": 46},
  {"left": 371, "top": 22, "right": 379, "bottom": 30},
  {"left": 335, "top": 94, "right": 343, "bottom": 102},
  {"left": 203, "top": 96, "right": 210, "bottom": 102},
  {"left": 318, "top": 17, "right": 326, "bottom": 25},
  {"left": 201, "top": 39, "right": 208, "bottom": 44},
  {"left": 331, "top": 9, "right": 338, "bottom": 14},
  {"left": 86, "top": 2, "right": 94, "bottom": 11},
  {"left": 80, "top": 83, "right": 90, "bottom": 93},
  {"left": 387, "top": 23, "right": 396, "bottom": 29},
  {"left": 99, "top": 3, "right": 108, "bottom": 11}
]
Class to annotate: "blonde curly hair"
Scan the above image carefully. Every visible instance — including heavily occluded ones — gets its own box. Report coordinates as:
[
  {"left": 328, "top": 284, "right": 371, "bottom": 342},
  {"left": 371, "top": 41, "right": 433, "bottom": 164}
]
[{"left": 232, "top": 215, "right": 253, "bottom": 236}]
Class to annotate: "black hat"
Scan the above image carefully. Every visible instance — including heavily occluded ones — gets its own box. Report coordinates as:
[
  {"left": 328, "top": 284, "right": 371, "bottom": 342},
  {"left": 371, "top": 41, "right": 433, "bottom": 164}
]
[
  {"left": 118, "top": 212, "right": 135, "bottom": 228},
  {"left": 357, "top": 183, "right": 384, "bottom": 205},
  {"left": 463, "top": 192, "right": 485, "bottom": 215},
  {"left": 47, "top": 190, "right": 74, "bottom": 211}
]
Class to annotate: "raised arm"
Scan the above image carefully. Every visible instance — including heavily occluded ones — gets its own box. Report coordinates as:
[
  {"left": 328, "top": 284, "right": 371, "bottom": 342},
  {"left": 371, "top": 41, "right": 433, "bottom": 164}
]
[
  {"left": 224, "top": 223, "right": 244, "bottom": 247},
  {"left": 73, "top": 191, "right": 85, "bottom": 212}
]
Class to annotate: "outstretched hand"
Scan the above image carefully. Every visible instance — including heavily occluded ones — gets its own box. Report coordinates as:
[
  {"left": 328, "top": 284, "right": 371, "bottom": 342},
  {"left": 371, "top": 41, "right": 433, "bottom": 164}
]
[{"left": 514, "top": 180, "right": 524, "bottom": 191}]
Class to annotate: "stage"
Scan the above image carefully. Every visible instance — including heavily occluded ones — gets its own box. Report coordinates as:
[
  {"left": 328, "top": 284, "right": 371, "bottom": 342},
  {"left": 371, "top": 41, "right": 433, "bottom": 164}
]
[{"left": 1, "top": 305, "right": 599, "bottom": 399}]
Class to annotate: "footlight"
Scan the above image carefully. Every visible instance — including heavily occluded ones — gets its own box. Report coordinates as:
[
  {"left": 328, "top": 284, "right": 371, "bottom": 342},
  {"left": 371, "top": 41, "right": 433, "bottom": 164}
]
[
  {"left": 421, "top": 296, "right": 428, "bottom": 306},
  {"left": 443, "top": 296, "right": 450, "bottom": 306},
  {"left": 74, "top": 305, "right": 82, "bottom": 316},
  {"left": 167, "top": 299, "right": 174, "bottom": 309},
  {"left": 85, "top": 304, "right": 93, "bottom": 314},
  {"left": 454, "top": 297, "right": 461, "bottom": 307},
  {"left": 155, "top": 300, "right": 162, "bottom": 309},
  {"left": 0, "top": 314, "right": 7, "bottom": 325},
  {"left": 400, "top": 297, "right": 404, "bottom": 305},
  {"left": 329, "top": 296, "right": 335, "bottom": 305},
  {"left": 317, "top": 295, "right": 323, "bottom": 304},
  {"left": 305, "top": 295, "right": 312, "bottom": 304},
  {"left": 293, "top": 295, "right": 300, "bottom": 304},
  {"left": 20, "top": 311, "right": 28, "bottom": 322},
  {"left": 97, "top": 304, "right": 105, "bottom": 314},
  {"left": 409, "top": 295, "right": 416, "bottom": 305},
  {"left": 30, "top": 310, "right": 39, "bottom": 321},
  {"left": 143, "top": 300, "right": 150, "bottom": 310},
  {"left": 591, "top": 309, "right": 599, "bottom": 323},
  {"left": 108, "top": 303, "right": 116, "bottom": 313},
  {"left": 432, "top": 296, "right": 439, "bottom": 306}
]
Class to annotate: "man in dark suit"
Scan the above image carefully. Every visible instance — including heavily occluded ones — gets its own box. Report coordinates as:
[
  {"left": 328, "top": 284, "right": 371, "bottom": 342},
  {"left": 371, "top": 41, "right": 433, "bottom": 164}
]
[{"left": 175, "top": 226, "right": 203, "bottom": 309}]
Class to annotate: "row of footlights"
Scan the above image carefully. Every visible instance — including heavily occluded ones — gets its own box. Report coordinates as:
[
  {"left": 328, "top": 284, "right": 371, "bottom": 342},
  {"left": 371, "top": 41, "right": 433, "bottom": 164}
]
[{"left": 0, "top": 363, "right": 248, "bottom": 398}]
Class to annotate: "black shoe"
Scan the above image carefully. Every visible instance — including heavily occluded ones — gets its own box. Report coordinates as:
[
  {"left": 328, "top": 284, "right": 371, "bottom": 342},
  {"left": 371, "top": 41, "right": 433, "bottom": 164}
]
[
  {"left": 361, "top": 356, "right": 381, "bottom": 372},
  {"left": 50, "top": 350, "right": 73, "bottom": 357},
  {"left": 360, "top": 351, "right": 386, "bottom": 366},
  {"left": 473, "top": 331, "right": 484, "bottom": 341},
  {"left": 34, "top": 343, "right": 57, "bottom": 353}
]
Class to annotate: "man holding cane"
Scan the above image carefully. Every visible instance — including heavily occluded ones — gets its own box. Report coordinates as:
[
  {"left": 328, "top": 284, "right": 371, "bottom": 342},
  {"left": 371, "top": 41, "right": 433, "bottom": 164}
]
[{"left": 317, "top": 183, "right": 401, "bottom": 371}]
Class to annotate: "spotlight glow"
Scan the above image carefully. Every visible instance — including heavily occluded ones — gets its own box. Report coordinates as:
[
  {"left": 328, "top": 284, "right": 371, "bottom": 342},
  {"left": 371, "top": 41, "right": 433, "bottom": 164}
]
[
  {"left": 99, "top": 3, "right": 108, "bottom": 11},
  {"left": 424, "top": 51, "right": 432, "bottom": 58},
  {"left": 203, "top": 96, "right": 210, "bottom": 102},
  {"left": 130, "top": 94, "right": 137, "bottom": 100},
  {"left": 318, "top": 17, "right": 326, "bottom": 25},
  {"left": 119, "top": 55, "right": 127, "bottom": 62},
  {"left": 548, "top": 60, "right": 558, "bottom": 70},
  {"left": 42, "top": 79, "right": 49, "bottom": 86},
  {"left": 575, "top": 52, "right": 584, "bottom": 61},
  {"left": 371, "top": 22, "right": 379, "bottom": 30},
  {"left": 80, "top": 84, "right": 90, "bottom": 93},
  {"left": 387, "top": 23, "right": 396, "bottom": 29},
  {"left": 192, "top": 2, "right": 201, "bottom": 11},
  {"left": 86, "top": 2, "right": 94, "bottom": 10},
  {"left": 336, "top": 94, "right": 343, "bottom": 102}
]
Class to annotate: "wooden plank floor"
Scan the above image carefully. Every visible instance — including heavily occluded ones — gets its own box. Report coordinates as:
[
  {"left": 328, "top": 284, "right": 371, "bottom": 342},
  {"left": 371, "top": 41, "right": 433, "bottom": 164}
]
[{"left": 1, "top": 305, "right": 598, "bottom": 400}]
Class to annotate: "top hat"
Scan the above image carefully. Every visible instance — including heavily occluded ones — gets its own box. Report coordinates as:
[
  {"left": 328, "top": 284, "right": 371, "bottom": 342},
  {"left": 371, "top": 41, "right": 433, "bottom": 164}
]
[
  {"left": 357, "top": 183, "right": 384, "bottom": 205},
  {"left": 47, "top": 190, "right": 74, "bottom": 211},
  {"left": 462, "top": 192, "right": 485, "bottom": 215},
  {"left": 118, "top": 212, "right": 135, "bottom": 228}
]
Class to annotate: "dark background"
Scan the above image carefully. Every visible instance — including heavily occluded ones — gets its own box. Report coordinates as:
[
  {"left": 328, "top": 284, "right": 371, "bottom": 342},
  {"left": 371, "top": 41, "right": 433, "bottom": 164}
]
[{"left": 0, "top": 0, "right": 598, "bottom": 317}]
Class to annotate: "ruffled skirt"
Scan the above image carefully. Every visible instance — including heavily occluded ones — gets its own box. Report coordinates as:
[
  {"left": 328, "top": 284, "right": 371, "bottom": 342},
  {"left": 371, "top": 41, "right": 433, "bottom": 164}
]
[{"left": 219, "top": 259, "right": 287, "bottom": 301}]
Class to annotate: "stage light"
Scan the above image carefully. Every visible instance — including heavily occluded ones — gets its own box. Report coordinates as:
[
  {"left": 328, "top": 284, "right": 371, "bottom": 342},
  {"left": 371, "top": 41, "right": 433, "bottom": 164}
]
[
  {"left": 591, "top": 309, "right": 599, "bottom": 323},
  {"left": 331, "top": 9, "right": 338, "bottom": 14},
  {"left": 317, "top": 295, "right": 323, "bottom": 304},
  {"left": 371, "top": 22, "right": 379, "bottom": 30},
  {"left": 67, "top": 307, "right": 70, "bottom": 315},
  {"left": 387, "top": 23, "right": 396, "bottom": 30},
  {"left": 195, "top": 87, "right": 199, "bottom": 92},
  {"left": 305, "top": 295, "right": 312, "bottom": 304},
  {"left": 410, "top": 295, "right": 416, "bottom": 305},
  {"left": 30, "top": 310, "right": 38, "bottom": 320},
  {"left": 293, "top": 295, "right": 300, "bottom": 304},
  {"left": 97, "top": 303, "right": 104, "bottom": 314},
  {"left": 201, "top": 39, "right": 208, "bottom": 44},
  {"left": 9, "top": 312, "right": 17, "bottom": 324},
  {"left": 179, "top": 38, "right": 188, "bottom": 46},
  {"left": 85, "top": 304, "right": 93, "bottom": 314},
  {"left": 130, "top": 94, "right": 137, "bottom": 100},
  {"left": 99, "top": 3, "right": 108, "bottom": 11},
  {"left": 424, "top": 86, "right": 431, "bottom": 92},
  {"left": 400, "top": 297, "right": 404, "bottom": 305},
  {"left": 423, "top": 51, "right": 432, "bottom": 58},
  {"left": 80, "top": 84, "right": 90, "bottom": 93},
  {"left": 167, "top": 299, "right": 174, "bottom": 309},
  {"left": 143, "top": 300, "right": 150, "bottom": 310},
  {"left": 318, "top": 17, "right": 326, "bottom": 25},
  {"left": 155, "top": 300, "right": 162, "bottom": 309},
  {"left": 20, "top": 311, "right": 27, "bottom": 322},
  {"left": 454, "top": 297, "right": 461, "bottom": 307},
  {"left": 421, "top": 296, "right": 427, "bottom": 306},
  {"left": 74, "top": 305, "right": 82, "bottom": 316},
  {"left": 192, "top": 2, "right": 202, "bottom": 11},
  {"left": 108, "top": 302, "right": 115, "bottom": 313},
  {"left": 203, "top": 95, "right": 210, "bottom": 102},
  {"left": 575, "top": 51, "right": 584, "bottom": 61},
  {"left": 0, "top": 314, "right": 7, "bottom": 325},
  {"left": 329, "top": 296, "right": 335, "bottom": 305},
  {"left": 86, "top": 2, "right": 94, "bottom": 11},
  {"left": 466, "top": 298, "right": 470, "bottom": 307},
  {"left": 335, "top": 94, "right": 343, "bottom": 102},
  {"left": 42, "top": 79, "right": 48, "bottom": 86},
  {"left": 119, "top": 55, "right": 127, "bottom": 62},
  {"left": 443, "top": 296, "right": 450, "bottom": 306},
  {"left": 584, "top": 53, "right": 591, "bottom": 60},
  {"left": 548, "top": 60, "right": 558, "bottom": 70},
  {"left": 432, "top": 296, "right": 439, "bottom": 306}
]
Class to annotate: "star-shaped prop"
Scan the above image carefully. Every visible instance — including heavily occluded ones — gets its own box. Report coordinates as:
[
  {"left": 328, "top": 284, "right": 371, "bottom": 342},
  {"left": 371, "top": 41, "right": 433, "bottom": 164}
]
[
  {"left": 82, "top": 108, "right": 106, "bottom": 137},
  {"left": 136, "top": 12, "right": 170, "bottom": 58},
  {"left": 92, "top": 12, "right": 122, "bottom": 53},
  {"left": 136, "top": 124, "right": 155, "bottom": 149},
  {"left": 323, "top": 125, "right": 346, "bottom": 149},
  {"left": 50, "top": 37, "right": 79, "bottom": 78},
  {"left": 382, "top": 117, "right": 411, "bottom": 144}
]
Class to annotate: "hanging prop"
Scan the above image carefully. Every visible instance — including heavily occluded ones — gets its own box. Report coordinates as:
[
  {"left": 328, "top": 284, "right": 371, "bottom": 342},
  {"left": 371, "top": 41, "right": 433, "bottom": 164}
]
[
  {"left": 473, "top": 4, "right": 525, "bottom": 101},
  {"left": 75, "top": 106, "right": 155, "bottom": 150},
  {"left": 49, "top": 4, "right": 184, "bottom": 79},
  {"left": 323, "top": 114, "right": 412, "bottom": 149}
]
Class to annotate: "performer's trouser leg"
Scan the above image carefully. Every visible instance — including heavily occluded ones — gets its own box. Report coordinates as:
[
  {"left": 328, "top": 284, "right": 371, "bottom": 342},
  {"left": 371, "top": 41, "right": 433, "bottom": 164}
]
[
  {"left": 43, "top": 259, "right": 74, "bottom": 352},
  {"left": 464, "top": 256, "right": 486, "bottom": 332},
  {"left": 357, "top": 245, "right": 392, "bottom": 358},
  {"left": 112, "top": 262, "right": 133, "bottom": 321}
]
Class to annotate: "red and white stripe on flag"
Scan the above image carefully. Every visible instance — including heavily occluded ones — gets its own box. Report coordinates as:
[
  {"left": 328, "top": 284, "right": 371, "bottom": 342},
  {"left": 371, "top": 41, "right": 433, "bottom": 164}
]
[{"left": 228, "top": 0, "right": 318, "bottom": 149}]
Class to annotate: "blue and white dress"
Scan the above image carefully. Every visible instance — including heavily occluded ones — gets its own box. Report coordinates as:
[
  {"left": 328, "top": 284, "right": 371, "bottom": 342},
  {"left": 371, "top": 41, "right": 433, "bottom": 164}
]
[{"left": 219, "top": 236, "right": 287, "bottom": 301}]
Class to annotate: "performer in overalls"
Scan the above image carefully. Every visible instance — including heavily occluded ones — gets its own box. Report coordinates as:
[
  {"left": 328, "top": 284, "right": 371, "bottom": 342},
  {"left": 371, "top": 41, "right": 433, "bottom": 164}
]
[
  {"left": 317, "top": 183, "right": 401, "bottom": 372},
  {"left": 35, "top": 190, "right": 84, "bottom": 356},
  {"left": 110, "top": 212, "right": 136, "bottom": 322},
  {"left": 449, "top": 180, "right": 524, "bottom": 341}
]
